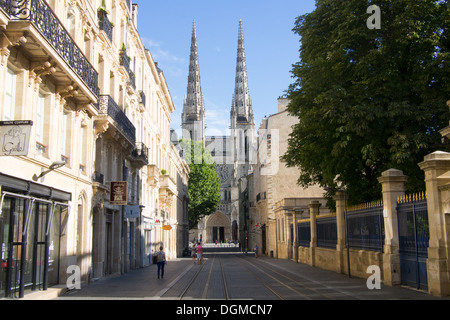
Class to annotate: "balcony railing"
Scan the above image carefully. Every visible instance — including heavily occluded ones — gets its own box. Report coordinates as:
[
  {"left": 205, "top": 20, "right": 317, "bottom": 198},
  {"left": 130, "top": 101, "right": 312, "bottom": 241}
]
[
  {"left": 131, "top": 142, "right": 149, "bottom": 165},
  {"left": 93, "top": 171, "right": 104, "bottom": 184},
  {"left": 98, "top": 10, "right": 113, "bottom": 43},
  {"left": 1, "top": 0, "right": 100, "bottom": 98},
  {"left": 256, "top": 192, "right": 266, "bottom": 203},
  {"left": 139, "top": 90, "right": 146, "bottom": 106},
  {"left": 98, "top": 95, "right": 136, "bottom": 143},
  {"left": 119, "top": 49, "right": 136, "bottom": 89}
]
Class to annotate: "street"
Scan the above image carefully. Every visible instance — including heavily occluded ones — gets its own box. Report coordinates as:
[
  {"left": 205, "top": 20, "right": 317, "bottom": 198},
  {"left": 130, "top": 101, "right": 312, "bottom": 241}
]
[{"left": 57, "top": 253, "right": 443, "bottom": 301}]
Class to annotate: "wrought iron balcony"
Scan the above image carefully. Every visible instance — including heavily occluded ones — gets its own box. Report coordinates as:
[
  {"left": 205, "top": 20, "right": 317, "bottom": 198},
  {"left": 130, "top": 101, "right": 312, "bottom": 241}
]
[
  {"left": 131, "top": 142, "right": 149, "bottom": 166},
  {"left": 119, "top": 48, "right": 136, "bottom": 89},
  {"left": 256, "top": 192, "right": 266, "bottom": 203},
  {"left": 98, "top": 9, "right": 113, "bottom": 43},
  {"left": 139, "top": 90, "right": 146, "bottom": 106},
  {"left": 93, "top": 171, "right": 105, "bottom": 184},
  {"left": 98, "top": 95, "right": 136, "bottom": 144},
  {"left": 0, "top": 0, "right": 100, "bottom": 98}
]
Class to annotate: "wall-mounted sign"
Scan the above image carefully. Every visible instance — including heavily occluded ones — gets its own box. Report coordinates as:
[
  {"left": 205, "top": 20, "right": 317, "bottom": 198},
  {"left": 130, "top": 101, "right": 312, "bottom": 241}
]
[
  {"left": 110, "top": 181, "right": 127, "bottom": 205},
  {"left": 0, "top": 121, "right": 33, "bottom": 156}
]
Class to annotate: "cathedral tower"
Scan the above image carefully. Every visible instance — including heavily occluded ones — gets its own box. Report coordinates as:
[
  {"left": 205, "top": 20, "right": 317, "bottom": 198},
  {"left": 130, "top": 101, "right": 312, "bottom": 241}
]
[
  {"left": 182, "top": 21, "right": 205, "bottom": 144},
  {"left": 231, "top": 20, "right": 254, "bottom": 130},
  {"left": 231, "top": 20, "right": 255, "bottom": 164}
]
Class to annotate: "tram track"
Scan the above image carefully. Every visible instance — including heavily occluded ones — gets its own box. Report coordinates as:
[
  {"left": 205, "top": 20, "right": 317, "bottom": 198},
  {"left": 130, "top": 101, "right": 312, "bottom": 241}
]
[
  {"left": 233, "top": 255, "right": 286, "bottom": 300},
  {"left": 233, "top": 254, "right": 308, "bottom": 300},
  {"left": 160, "top": 253, "right": 357, "bottom": 300},
  {"left": 179, "top": 254, "right": 231, "bottom": 300},
  {"left": 218, "top": 255, "right": 231, "bottom": 300},
  {"left": 178, "top": 259, "right": 207, "bottom": 300},
  {"left": 235, "top": 255, "right": 360, "bottom": 300},
  {"left": 160, "top": 254, "right": 231, "bottom": 300}
]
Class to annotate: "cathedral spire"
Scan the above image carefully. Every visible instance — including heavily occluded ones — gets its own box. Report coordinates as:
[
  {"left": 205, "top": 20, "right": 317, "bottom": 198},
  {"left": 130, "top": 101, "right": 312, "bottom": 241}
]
[
  {"left": 182, "top": 20, "right": 205, "bottom": 142},
  {"left": 231, "top": 20, "right": 254, "bottom": 127}
]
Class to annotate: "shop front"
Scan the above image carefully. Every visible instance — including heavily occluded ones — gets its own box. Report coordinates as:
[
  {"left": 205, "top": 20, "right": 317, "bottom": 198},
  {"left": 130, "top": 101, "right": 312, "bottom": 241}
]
[{"left": 0, "top": 173, "right": 70, "bottom": 298}]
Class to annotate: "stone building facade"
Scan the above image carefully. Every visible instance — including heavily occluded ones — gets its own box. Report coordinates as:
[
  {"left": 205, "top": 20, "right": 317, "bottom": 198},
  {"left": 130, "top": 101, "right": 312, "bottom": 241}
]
[
  {"left": 248, "top": 97, "right": 328, "bottom": 258},
  {"left": 0, "top": 0, "right": 188, "bottom": 298}
]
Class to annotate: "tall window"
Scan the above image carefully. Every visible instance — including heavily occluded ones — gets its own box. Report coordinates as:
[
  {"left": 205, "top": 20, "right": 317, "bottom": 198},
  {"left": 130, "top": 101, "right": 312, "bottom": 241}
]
[
  {"left": 3, "top": 68, "right": 16, "bottom": 121},
  {"left": 79, "top": 123, "right": 87, "bottom": 174},
  {"left": 60, "top": 110, "right": 71, "bottom": 165},
  {"left": 36, "top": 92, "right": 49, "bottom": 156}
]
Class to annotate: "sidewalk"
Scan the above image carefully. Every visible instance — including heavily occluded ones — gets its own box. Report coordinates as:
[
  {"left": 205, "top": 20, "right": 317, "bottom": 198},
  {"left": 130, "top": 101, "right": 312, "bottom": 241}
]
[{"left": 57, "top": 258, "right": 195, "bottom": 300}]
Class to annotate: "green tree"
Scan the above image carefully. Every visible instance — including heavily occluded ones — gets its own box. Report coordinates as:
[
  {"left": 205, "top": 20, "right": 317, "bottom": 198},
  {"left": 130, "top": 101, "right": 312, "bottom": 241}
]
[
  {"left": 284, "top": 0, "right": 450, "bottom": 205},
  {"left": 180, "top": 139, "right": 221, "bottom": 229}
]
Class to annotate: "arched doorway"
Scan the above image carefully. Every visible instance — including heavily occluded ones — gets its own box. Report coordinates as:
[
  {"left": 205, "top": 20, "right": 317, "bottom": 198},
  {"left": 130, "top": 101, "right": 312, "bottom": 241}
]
[{"left": 205, "top": 212, "right": 231, "bottom": 244}]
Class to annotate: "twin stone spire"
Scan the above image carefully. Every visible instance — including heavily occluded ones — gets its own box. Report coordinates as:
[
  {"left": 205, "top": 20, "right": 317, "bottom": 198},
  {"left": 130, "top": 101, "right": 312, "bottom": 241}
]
[{"left": 182, "top": 20, "right": 254, "bottom": 143}]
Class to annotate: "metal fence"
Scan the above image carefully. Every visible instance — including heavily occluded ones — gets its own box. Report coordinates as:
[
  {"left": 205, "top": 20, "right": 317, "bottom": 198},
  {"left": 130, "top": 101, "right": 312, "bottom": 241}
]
[
  {"left": 347, "top": 201, "right": 385, "bottom": 252},
  {"left": 316, "top": 216, "right": 337, "bottom": 249},
  {"left": 397, "top": 194, "right": 429, "bottom": 290},
  {"left": 298, "top": 222, "right": 311, "bottom": 248}
]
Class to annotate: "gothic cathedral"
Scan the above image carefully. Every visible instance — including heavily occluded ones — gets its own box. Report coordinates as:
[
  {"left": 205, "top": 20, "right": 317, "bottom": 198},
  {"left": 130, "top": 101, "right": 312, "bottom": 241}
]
[{"left": 182, "top": 20, "right": 255, "bottom": 247}]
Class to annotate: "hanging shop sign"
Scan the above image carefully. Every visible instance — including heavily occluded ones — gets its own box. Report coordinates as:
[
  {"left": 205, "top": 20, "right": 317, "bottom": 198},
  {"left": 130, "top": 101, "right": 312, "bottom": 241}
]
[
  {"left": 162, "top": 225, "right": 172, "bottom": 231},
  {"left": 110, "top": 181, "right": 128, "bottom": 205},
  {"left": 0, "top": 121, "right": 33, "bottom": 156}
]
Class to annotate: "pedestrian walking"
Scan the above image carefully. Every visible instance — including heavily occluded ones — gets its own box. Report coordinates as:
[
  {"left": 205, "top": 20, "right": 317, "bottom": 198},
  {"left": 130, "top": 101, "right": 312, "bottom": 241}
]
[
  {"left": 155, "top": 246, "right": 166, "bottom": 279},
  {"left": 191, "top": 243, "right": 197, "bottom": 264},
  {"left": 196, "top": 242, "right": 203, "bottom": 265},
  {"left": 253, "top": 243, "right": 259, "bottom": 258}
]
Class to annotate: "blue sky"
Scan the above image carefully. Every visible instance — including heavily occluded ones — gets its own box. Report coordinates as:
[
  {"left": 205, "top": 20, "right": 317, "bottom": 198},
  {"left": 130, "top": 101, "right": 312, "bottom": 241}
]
[{"left": 136, "top": 0, "right": 317, "bottom": 136}]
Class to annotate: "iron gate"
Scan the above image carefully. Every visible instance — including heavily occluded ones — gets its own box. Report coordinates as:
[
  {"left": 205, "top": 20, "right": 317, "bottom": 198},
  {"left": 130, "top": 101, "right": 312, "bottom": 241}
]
[{"left": 397, "top": 196, "right": 429, "bottom": 290}]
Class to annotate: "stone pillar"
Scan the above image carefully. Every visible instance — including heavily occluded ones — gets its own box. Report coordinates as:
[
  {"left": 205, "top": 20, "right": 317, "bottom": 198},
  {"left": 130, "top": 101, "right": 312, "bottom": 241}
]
[
  {"left": 285, "top": 212, "right": 291, "bottom": 260},
  {"left": 292, "top": 211, "right": 299, "bottom": 263},
  {"left": 419, "top": 151, "right": 450, "bottom": 296},
  {"left": 377, "top": 168, "right": 407, "bottom": 286},
  {"left": 309, "top": 201, "right": 320, "bottom": 267},
  {"left": 334, "top": 191, "right": 348, "bottom": 275}
]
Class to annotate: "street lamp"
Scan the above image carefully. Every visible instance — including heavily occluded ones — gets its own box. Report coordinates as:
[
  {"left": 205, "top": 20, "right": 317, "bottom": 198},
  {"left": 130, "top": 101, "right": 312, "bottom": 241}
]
[{"left": 32, "top": 160, "right": 66, "bottom": 181}]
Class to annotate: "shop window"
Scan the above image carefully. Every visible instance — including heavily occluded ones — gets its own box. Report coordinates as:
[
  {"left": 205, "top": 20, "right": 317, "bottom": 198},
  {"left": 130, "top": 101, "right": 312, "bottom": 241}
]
[{"left": 0, "top": 193, "right": 69, "bottom": 298}]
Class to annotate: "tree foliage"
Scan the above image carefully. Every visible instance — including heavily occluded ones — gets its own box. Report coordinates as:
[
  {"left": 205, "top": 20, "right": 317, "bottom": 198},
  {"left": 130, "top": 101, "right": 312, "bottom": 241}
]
[
  {"left": 180, "top": 139, "right": 221, "bottom": 229},
  {"left": 284, "top": 0, "right": 450, "bottom": 205}
]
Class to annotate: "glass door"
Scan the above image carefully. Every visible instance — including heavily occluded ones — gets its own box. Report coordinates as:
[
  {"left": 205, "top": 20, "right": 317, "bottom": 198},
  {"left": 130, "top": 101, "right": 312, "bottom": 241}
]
[
  {"left": 2, "top": 196, "right": 26, "bottom": 298},
  {"left": 0, "top": 198, "right": 11, "bottom": 298},
  {"left": 47, "top": 204, "right": 64, "bottom": 288},
  {"left": 25, "top": 201, "right": 50, "bottom": 291}
]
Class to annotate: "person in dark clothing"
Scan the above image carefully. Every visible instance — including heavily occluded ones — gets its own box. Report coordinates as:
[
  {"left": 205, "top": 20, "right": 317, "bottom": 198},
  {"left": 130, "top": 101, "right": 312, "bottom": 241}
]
[{"left": 155, "top": 246, "right": 166, "bottom": 279}]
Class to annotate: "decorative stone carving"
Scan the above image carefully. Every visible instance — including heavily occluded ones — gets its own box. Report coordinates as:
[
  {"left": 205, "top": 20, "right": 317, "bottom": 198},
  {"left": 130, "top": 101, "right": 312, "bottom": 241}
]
[{"left": 29, "top": 61, "right": 56, "bottom": 88}]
